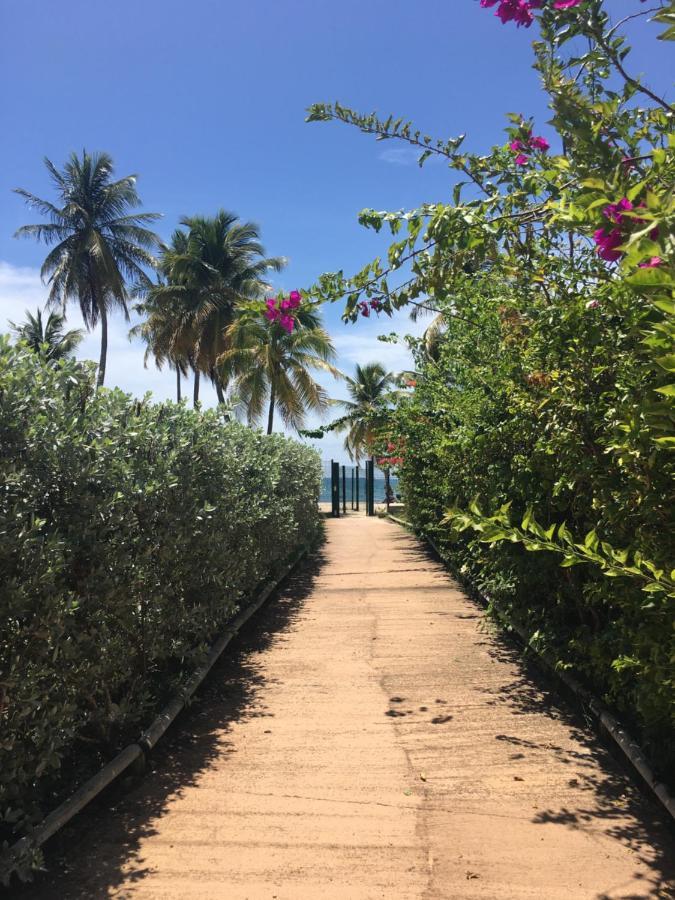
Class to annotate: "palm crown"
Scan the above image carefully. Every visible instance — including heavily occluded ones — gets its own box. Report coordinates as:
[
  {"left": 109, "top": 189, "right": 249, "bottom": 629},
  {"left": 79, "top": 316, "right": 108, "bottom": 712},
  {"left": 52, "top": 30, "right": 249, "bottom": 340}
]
[
  {"left": 14, "top": 150, "right": 161, "bottom": 386},
  {"left": 220, "top": 303, "right": 340, "bottom": 434}
]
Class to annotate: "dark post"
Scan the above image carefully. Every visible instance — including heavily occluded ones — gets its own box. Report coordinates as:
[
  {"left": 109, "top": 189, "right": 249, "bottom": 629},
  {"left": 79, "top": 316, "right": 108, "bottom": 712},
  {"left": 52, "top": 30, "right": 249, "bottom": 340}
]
[
  {"left": 342, "top": 465, "right": 347, "bottom": 514},
  {"left": 356, "top": 463, "right": 360, "bottom": 511},
  {"left": 351, "top": 468, "right": 355, "bottom": 510},
  {"left": 366, "top": 458, "right": 375, "bottom": 516},
  {"left": 331, "top": 460, "right": 340, "bottom": 518}
]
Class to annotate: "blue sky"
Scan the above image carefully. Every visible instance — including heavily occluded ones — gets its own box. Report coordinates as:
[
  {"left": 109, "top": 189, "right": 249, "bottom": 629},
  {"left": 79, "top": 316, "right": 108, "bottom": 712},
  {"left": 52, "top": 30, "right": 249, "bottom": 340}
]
[{"left": 0, "top": 0, "right": 671, "bottom": 460}]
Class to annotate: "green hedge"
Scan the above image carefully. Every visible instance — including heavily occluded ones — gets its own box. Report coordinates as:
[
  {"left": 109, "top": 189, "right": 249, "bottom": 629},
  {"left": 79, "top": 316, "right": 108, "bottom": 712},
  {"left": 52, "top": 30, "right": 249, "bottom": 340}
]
[
  {"left": 393, "top": 278, "right": 674, "bottom": 782},
  {"left": 0, "top": 338, "right": 321, "bottom": 882}
]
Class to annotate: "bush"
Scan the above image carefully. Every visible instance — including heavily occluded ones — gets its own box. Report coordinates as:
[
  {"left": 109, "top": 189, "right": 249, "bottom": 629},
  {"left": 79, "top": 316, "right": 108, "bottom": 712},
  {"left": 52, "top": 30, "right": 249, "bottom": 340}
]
[
  {"left": 0, "top": 339, "right": 321, "bottom": 882},
  {"left": 307, "top": 3, "right": 674, "bottom": 780}
]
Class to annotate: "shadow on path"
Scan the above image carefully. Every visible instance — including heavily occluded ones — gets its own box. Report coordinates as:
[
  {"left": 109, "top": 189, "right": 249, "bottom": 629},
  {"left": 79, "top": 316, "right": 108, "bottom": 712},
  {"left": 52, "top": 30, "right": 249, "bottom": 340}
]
[
  {"left": 18, "top": 553, "right": 326, "bottom": 900},
  {"left": 382, "top": 525, "right": 675, "bottom": 896}
]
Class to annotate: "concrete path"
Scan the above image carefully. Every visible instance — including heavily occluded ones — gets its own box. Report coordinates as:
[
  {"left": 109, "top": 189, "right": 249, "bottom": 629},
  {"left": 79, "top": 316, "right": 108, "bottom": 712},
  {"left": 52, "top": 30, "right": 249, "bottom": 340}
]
[{"left": 30, "top": 517, "right": 674, "bottom": 899}]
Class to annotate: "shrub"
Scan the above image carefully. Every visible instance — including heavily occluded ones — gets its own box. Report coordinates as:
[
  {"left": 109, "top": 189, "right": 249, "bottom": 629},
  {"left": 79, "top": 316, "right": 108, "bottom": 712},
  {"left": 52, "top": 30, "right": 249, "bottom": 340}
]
[
  {"left": 0, "top": 338, "right": 321, "bottom": 882},
  {"left": 307, "top": 2, "right": 674, "bottom": 778}
]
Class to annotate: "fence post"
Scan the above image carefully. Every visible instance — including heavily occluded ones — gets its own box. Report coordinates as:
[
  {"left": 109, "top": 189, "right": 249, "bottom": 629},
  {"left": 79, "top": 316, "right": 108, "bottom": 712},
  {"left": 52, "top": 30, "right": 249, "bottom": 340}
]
[
  {"left": 366, "top": 459, "right": 375, "bottom": 516},
  {"left": 331, "top": 460, "right": 340, "bottom": 518},
  {"left": 342, "top": 465, "right": 347, "bottom": 514}
]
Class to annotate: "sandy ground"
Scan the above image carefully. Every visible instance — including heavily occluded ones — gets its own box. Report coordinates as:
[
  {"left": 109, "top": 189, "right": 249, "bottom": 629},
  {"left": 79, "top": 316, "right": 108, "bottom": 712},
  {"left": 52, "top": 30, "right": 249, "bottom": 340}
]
[{"left": 23, "top": 516, "right": 675, "bottom": 899}]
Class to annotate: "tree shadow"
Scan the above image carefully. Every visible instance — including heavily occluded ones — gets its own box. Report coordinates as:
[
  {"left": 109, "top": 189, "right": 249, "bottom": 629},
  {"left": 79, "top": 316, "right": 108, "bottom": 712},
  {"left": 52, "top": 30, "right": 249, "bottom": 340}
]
[
  {"left": 385, "top": 528, "right": 675, "bottom": 896},
  {"left": 15, "top": 552, "right": 326, "bottom": 900}
]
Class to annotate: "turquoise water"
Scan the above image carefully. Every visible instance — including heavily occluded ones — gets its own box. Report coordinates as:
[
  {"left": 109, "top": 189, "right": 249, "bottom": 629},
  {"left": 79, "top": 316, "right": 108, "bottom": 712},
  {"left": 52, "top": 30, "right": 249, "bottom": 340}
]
[{"left": 319, "top": 475, "right": 398, "bottom": 504}]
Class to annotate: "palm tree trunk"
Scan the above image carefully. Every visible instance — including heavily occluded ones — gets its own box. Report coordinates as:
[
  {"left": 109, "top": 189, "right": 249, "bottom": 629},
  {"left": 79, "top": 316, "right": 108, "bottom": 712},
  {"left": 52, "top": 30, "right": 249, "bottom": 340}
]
[
  {"left": 267, "top": 384, "right": 275, "bottom": 434},
  {"left": 97, "top": 303, "right": 108, "bottom": 388},
  {"left": 193, "top": 369, "right": 200, "bottom": 408},
  {"left": 214, "top": 375, "right": 225, "bottom": 405},
  {"left": 176, "top": 366, "right": 181, "bottom": 403}
]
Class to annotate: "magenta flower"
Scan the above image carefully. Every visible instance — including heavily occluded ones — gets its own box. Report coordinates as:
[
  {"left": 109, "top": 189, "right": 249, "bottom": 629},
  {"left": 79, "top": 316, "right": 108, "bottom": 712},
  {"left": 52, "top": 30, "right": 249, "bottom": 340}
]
[
  {"left": 639, "top": 257, "right": 663, "bottom": 269},
  {"left": 530, "top": 135, "right": 550, "bottom": 151},
  {"left": 593, "top": 228, "right": 623, "bottom": 262},
  {"left": 509, "top": 132, "right": 550, "bottom": 163},
  {"left": 264, "top": 291, "right": 301, "bottom": 330},
  {"left": 279, "top": 314, "right": 295, "bottom": 333},
  {"left": 603, "top": 198, "right": 633, "bottom": 224},
  {"left": 482, "top": 0, "right": 581, "bottom": 27}
]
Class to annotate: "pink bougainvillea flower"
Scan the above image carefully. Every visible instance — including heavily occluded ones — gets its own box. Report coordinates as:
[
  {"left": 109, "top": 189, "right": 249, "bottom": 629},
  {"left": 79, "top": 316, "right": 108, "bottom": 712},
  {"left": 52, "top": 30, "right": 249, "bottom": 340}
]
[
  {"left": 482, "top": 0, "right": 582, "bottom": 27},
  {"left": 593, "top": 228, "right": 623, "bottom": 262},
  {"left": 509, "top": 140, "right": 524, "bottom": 152},
  {"left": 287, "top": 290, "right": 302, "bottom": 309},
  {"left": 480, "top": 0, "right": 540, "bottom": 27},
  {"left": 603, "top": 198, "right": 633, "bottom": 224},
  {"left": 515, "top": 153, "right": 529, "bottom": 166},
  {"left": 530, "top": 135, "right": 550, "bottom": 151},
  {"left": 639, "top": 257, "right": 663, "bottom": 269},
  {"left": 279, "top": 314, "right": 295, "bottom": 333}
]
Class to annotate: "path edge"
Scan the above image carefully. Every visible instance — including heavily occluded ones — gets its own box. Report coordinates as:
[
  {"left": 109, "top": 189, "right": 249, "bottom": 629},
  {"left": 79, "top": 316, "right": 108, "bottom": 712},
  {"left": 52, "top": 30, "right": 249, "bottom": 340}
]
[
  {"left": 8, "top": 543, "right": 311, "bottom": 872},
  {"left": 386, "top": 514, "right": 675, "bottom": 823}
]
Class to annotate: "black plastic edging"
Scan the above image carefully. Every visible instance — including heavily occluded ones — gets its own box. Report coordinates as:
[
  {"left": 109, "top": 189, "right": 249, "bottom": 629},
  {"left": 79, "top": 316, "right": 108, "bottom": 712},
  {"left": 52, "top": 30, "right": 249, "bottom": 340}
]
[
  {"left": 9, "top": 545, "right": 309, "bottom": 866},
  {"left": 386, "top": 514, "right": 675, "bottom": 822}
]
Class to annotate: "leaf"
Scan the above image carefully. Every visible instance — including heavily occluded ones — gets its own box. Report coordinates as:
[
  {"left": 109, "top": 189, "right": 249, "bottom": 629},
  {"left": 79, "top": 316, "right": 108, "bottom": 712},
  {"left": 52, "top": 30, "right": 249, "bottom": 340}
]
[{"left": 626, "top": 269, "right": 675, "bottom": 290}]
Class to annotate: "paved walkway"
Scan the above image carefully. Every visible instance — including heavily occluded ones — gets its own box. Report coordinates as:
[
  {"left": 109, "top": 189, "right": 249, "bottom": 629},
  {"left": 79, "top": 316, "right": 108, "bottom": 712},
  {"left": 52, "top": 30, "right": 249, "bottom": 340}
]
[{"left": 31, "top": 517, "right": 674, "bottom": 898}]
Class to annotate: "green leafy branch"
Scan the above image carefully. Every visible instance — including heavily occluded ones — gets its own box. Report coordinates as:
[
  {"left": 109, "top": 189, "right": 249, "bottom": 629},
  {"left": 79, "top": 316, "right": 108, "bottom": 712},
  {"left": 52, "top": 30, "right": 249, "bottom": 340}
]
[{"left": 443, "top": 502, "right": 675, "bottom": 601}]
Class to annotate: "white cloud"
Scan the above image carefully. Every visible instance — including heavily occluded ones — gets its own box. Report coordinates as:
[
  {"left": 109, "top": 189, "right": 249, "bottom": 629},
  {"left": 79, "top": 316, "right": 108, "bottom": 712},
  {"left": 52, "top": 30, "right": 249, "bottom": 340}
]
[
  {"left": 0, "top": 260, "right": 202, "bottom": 406},
  {"left": 378, "top": 147, "right": 420, "bottom": 166},
  {"left": 378, "top": 146, "right": 444, "bottom": 167}
]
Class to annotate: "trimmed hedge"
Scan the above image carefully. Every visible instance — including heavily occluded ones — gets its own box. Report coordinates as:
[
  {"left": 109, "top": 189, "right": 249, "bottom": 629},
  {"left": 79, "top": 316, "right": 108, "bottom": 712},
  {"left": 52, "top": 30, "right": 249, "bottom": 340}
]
[{"left": 0, "top": 338, "right": 321, "bottom": 882}]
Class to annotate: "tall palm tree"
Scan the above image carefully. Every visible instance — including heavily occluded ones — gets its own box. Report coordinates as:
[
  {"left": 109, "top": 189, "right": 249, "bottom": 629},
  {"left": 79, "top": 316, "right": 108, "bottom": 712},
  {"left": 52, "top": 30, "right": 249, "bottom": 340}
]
[
  {"left": 131, "top": 284, "right": 189, "bottom": 402},
  {"left": 333, "top": 362, "right": 396, "bottom": 460},
  {"left": 10, "top": 308, "right": 83, "bottom": 361},
  {"left": 14, "top": 151, "right": 161, "bottom": 387},
  {"left": 144, "top": 211, "right": 284, "bottom": 407},
  {"left": 220, "top": 305, "right": 340, "bottom": 434},
  {"left": 131, "top": 233, "right": 193, "bottom": 403}
]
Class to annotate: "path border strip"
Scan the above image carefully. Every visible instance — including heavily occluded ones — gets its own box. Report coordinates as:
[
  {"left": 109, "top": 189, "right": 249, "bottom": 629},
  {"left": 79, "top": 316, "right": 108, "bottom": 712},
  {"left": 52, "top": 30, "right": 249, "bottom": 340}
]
[
  {"left": 9, "top": 545, "right": 309, "bottom": 866},
  {"left": 387, "top": 514, "right": 675, "bottom": 822}
]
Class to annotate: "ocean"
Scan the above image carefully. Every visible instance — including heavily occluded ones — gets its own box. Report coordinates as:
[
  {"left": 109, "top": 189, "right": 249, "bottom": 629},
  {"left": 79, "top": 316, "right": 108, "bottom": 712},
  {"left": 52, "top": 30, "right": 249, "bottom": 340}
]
[{"left": 319, "top": 474, "right": 399, "bottom": 504}]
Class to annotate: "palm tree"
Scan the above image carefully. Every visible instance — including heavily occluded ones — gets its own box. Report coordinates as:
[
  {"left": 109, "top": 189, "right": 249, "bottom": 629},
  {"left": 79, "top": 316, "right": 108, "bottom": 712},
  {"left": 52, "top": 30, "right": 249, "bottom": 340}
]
[
  {"left": 333, "top": 362, "right": 396, "bottom": 460},
  {"left": 143, "top": 211, "right": 284, "bottom": 407},
  {"left": 220, "top": 305, "right": 340, "bottom": 434},
  {"left": 131, "top": 283, "right": 189, "bottom": 402},
  {"left": 10, "top": 308, "right": 83, "bottom": 361},
  {"left": 14, "top": 150, "right": 161, "bottom": 387}
]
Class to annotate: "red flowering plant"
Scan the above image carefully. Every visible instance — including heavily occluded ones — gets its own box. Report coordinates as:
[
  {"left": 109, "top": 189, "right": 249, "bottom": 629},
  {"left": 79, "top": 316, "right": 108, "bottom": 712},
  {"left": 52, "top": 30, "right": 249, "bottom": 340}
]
[
  {"left": 373, "top": 433, "right": 406, "bottom": 508},
  {"left": 264, "top": 289, "right": 302, "bottom": 333},
  {"left": 307, "top": 1, "right": 675, "bottom": 773}
]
